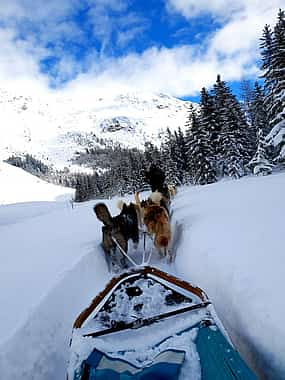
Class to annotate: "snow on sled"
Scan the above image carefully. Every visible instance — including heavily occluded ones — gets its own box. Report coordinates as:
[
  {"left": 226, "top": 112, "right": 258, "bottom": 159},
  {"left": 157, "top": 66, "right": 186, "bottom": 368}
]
[{"left": 67, "top": 266, "right": 258, "bottom": 380}]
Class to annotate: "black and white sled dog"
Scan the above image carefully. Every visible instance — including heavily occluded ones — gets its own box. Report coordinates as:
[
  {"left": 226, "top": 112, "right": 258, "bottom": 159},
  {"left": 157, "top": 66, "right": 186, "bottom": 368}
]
[{"left": 94, "top": 202, "right": 139, "bottom": 267}]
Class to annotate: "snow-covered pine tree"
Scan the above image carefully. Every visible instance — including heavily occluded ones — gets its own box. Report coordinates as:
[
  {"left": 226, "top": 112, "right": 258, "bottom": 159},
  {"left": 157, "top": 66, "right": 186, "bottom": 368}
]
[
  {"left": 261, "top": 10, "right": 285, "bottom": 163},
  {"left": 116, "top": 147, "right": 132, "bottom": 195},
  {"left": 161, "top": 128, "right": 181, "bottom": 185},
  {"left": 240, "top": 79, "right": 254, "bottom": 125},
  {"left": 251, "top": 82, "right": 270, "bottom": 135},
  {"left": 185, "top": 108, "right": 217, "bottom": 185},
  {"left": 144, "top": 141, "right": 161, "bottom": 167},
  {"left": 173, "top": 127, "right": 189, "bottom": 184},
  {"left": 199, "top": 87, "right": 220, "bottom": 174},
  {"left": 247, "top": 129, "right": 273, "bottom": 175},
  {"left": 212, "top": 75, "right": 253, "bottom": 178},
  {"left": 126, "top": 149, "right": 146, "bottom": 192},
  {"left": 74, "top": 174, "right": 89, "bottom": 202}
]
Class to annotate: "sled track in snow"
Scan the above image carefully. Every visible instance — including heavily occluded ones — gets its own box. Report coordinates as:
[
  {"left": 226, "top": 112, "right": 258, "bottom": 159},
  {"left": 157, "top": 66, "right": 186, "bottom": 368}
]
[{"left": 0, "top": 249, "right": 110, "bottom": 380}]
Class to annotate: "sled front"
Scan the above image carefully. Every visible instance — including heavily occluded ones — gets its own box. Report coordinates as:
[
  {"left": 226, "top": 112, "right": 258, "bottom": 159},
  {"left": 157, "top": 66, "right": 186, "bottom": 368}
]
[{"left": 67, "top": 266, "right": 258, "bottom": 380}]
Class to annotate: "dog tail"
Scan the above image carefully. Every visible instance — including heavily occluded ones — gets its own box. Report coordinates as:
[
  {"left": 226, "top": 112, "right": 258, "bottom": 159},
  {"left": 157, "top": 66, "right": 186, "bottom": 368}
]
[
  {"left": 150, "top": 191, "right": 163, "bottom": 204},
  {"left": 117, "top": 199, "right": 125, "bottom": 211},
  {"left": 134, "top": 191, "right": 140, "bottom": 206},
  {"left": 168, "top": 185, "right": 177, "bottom": 197}
]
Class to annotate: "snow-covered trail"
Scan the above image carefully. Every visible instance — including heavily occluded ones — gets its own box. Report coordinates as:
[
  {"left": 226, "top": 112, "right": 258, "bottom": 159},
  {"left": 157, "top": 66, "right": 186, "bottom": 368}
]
[
  {"left": 0, "top": 201, "right": 100, "bottom": 344},
  {"left": 0, "top": 198, "right": 110, "bottom": 380},
  {"left": 1, "top": 170, "right": 285, "bottom": 380}
]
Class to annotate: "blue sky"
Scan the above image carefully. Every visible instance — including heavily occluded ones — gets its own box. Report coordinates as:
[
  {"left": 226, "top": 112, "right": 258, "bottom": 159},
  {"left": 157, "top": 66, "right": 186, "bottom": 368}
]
[{"left": 0, "top": 1, "right": 283, "bottom": 101}]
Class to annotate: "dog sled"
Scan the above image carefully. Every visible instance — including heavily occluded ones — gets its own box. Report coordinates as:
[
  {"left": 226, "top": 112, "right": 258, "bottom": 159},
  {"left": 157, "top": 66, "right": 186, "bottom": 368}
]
[{"left": 67, "top": 266, "right": 258, "bottom": 380}]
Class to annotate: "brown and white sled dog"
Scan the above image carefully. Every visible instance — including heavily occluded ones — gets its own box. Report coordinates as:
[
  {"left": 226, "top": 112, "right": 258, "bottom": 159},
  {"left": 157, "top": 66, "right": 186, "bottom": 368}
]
[
  {"left": 150, "top": 185, "right": 176, "bottom": 212},
  {"left": 134, "top": 191, "right": 171, "bottom": 255}
]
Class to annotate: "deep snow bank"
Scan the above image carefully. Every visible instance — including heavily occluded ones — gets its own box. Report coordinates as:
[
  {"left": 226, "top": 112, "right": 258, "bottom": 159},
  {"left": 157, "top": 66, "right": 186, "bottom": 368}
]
[
  {"left": 0, "top": 162, "right": 73, "bottom": 204},
  {"left": 173, "top": 172, "right": 285, "bottom": 380}
]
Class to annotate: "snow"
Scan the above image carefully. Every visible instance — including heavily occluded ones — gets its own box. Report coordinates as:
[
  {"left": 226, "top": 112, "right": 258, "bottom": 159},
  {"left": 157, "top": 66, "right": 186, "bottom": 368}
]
[
  {"left": 69, "top": 317, "right": 202, "bottom": 380},
  {"left": 0, "top": 162, "right": 74, "bottom": 205},
  {"left": 0, "top": 88, "right": 191, "bottom": 169},
  {"left": 0, "top": 162, "right": 285, "bottom": 379}
]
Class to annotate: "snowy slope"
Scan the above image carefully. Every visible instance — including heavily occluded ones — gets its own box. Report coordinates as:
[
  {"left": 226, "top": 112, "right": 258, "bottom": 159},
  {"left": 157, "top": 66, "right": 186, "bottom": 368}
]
[
  {"left": 0, "top": 170, "right": 285, "bottom": 380},
  {"left": 0, "top": 88, "right": 191, "bottom": 169},
  {"left": 0, "top": 161, "right": 74, "bottom": 205}
]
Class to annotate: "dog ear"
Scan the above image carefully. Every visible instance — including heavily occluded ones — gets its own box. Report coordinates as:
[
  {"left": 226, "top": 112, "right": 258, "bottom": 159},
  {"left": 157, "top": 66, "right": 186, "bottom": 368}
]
[{"left": 93, "top": 203, "right": 113, "bottom": 226}]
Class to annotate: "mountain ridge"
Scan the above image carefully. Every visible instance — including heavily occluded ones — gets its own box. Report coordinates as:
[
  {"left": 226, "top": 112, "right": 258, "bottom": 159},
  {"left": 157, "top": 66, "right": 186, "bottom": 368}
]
[{"left": 0, "top": 88, "right": 193, "bottom": 170}]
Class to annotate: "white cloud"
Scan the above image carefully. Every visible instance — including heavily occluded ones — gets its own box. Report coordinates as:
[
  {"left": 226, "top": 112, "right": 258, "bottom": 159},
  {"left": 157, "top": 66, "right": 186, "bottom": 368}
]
[
  {"left": 0, "top": 0, "right": 282, "bottom": 99},
  {"left": 0, "top": 27, "right": 49, "bottom": 93},
  {"left": 64, "top": 0, "right": 279, "bottom": 98},
  {"left": 86, "top": 2, "right": 147, "bottom": 53},
  {"left": 166, "top": 0, "right": 282, "bottom": 21},
  {"left": 0, "top": 0, "right": 79, "bottom": 22},
  {"left": 116, "top": 25, "right": 147, "bottom": 48},
  {"left": 166, "top": 0, "right": 242, "bottom": 20},
  {"left": 63, "top": 44, "right": 259, "bottom": 99},
  {"left": 166, "top": 1, "right": 284, "bottom": 56}
]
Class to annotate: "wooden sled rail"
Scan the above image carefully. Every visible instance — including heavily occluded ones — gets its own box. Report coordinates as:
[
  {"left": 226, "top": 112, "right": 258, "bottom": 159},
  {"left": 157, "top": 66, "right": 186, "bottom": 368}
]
[
  {"left": 73, "top": 266, "right": 209, "bottom": 329},
  {"left": 82, "top": 301, "right": 211, "bottom": 338}
]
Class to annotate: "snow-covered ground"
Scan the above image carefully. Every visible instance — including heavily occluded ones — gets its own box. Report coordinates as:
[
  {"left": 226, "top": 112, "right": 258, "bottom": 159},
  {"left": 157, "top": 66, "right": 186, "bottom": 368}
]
[
  {"left": 0, "top": 162, "right": 284, "bottom": 380},
  {"left": 0, "top": 162, "right": 74, "bottom": 205}
]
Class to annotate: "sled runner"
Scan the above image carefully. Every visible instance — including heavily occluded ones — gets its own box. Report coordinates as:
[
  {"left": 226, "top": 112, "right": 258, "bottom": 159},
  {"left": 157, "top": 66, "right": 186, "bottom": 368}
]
[{"left": 67, "top": 266, "right": 258, "bottom": 380}]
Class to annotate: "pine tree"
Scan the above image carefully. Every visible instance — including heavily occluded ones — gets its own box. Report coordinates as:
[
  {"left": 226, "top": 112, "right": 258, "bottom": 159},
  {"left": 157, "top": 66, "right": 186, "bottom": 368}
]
[
  {"left": 261, "top": 10, "right": 285, "bottom": 162},
  {"left": 212, "top": 75, "right": 253, "bottom": 178},
  {"left": 161, "top": 128, "right": 181, "bottom": 185},
  {"left": 240, "top": 79, "right": 254, "bottom": 124},
  {"left": 269, "top": 9, "right": 285, "bottom": 128},
  {"left": 185, "top": 109, "right": 217, "bottom": 185},
  {"left": 74, "top": 175, "right": 89, "bottom": 202},
  {"left": 173, "top": 127, "right": 189, "bottom": 184},
  {"left": 247, "top": 129, "right": 273, "bottom": 175},
  {"left": 251, "top": 82, "right": 270, "bottom": 135},
  {"left": 144, "top": 141, "right": 161, "bottom": 166},
  {"left": 199, "top": 87, "right": 220, "bottom": 171},
  {"left": 126, "top": 149, "right": 146, "bottom": 192},
  {"left": 260, "top": 24, "right": 274, "bottom": 81}
]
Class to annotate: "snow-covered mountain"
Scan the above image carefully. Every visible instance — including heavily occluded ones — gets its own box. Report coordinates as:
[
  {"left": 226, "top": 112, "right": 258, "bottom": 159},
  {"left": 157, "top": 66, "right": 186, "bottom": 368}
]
[{"left": 0, "top": 88, "right": 191, "bottom": 169}]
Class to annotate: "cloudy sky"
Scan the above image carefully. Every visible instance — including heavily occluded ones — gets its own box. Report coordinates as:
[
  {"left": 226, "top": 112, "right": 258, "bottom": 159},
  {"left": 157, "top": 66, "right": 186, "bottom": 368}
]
[{"left": 0, "top": 0, "right": 283, "bottom": 100}]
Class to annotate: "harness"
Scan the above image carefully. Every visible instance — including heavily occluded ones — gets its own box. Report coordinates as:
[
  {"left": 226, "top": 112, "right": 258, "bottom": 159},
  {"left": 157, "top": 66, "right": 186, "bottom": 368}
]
[{"left": 111, "top": 226, "right": 154, "bottom": 268}]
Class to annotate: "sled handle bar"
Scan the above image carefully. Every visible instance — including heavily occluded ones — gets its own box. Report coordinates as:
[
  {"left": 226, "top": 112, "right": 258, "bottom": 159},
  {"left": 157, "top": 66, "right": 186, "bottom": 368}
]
[{"left": 83, "top": 301, "right": 211, "bottom": 338}]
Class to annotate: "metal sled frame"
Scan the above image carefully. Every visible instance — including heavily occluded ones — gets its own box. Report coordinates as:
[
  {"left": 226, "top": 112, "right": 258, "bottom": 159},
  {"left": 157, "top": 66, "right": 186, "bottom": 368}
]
[{"left": 73, "top": 266, "right": 209, "bottom": 332}]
